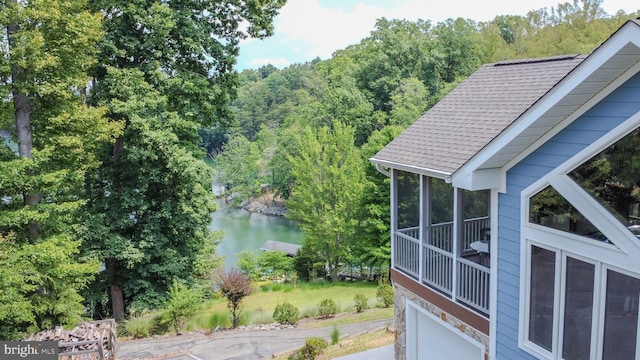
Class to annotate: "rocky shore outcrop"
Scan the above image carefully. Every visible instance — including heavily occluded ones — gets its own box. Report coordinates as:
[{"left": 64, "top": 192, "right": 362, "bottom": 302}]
[{"left": 242, "top": 199, "right": 287, "bottom": 216}]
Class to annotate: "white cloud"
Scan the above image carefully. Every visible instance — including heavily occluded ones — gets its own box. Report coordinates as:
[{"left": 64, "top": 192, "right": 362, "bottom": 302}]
[{"left": 236, "top": 0, "right": 639, "bottom": 70}]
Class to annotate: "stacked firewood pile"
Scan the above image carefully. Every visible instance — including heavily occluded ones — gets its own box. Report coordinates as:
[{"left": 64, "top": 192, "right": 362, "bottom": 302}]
[{"left": 26, "top": 319, "right": 117, "bottom": 360}]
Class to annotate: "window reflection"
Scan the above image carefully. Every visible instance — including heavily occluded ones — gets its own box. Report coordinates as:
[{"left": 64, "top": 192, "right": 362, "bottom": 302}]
[
  {"left": 562, "top": 257, "right": 594, "bottom": 360},
  {"left": 529, "top": 186, "right": 608, "bottom": 244},
  {"left": 529, "top": 246, "right": 556, "bottom": 351},
  {"left": 569, "top": 128, "right": 640, "bottom": 237},
  {"left": 603, "top": 270, "right": 640, "bottom": 360}
]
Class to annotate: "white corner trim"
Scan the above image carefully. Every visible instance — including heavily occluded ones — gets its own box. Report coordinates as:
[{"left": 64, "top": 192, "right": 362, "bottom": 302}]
[{"left": 489, "top": 188, "right": 499, "bottom": 360}]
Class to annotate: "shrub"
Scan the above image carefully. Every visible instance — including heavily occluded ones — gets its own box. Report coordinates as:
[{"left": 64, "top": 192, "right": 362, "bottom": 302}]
[
  {"left": 292, "top": 245, "right": 327, "bottom": 281},
  {"left": 273, "top": 301, "right": 300, "bottom": 325},
  {"left": 317, "top": 298, "right": 337, "bottom": 318},
  {"left": 165, "top": 280, "right": 202, "bottom": 334},
  {"left": 330, "top": 326, "right": 340, "bottom": 345},
  {"left": 288, "top": 337, "right": 328, "bottom": 360},
  {"left": 353, "top": 293, "right": 368, "bottom": 313},
  {"left": 376, "top": 284, "right": 394, "bottom": 308},
  {"left": 217, "top": 268, "right": 252, "bottom": 328}
]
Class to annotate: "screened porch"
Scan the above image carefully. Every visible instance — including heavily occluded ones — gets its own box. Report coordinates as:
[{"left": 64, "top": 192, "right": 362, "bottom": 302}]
[{"left": 392, "top": 170, "right": 491, "bottom": 316}]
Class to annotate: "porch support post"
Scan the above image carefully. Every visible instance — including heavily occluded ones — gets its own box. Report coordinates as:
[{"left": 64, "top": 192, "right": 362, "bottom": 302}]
[
  {"left": 419, "top": 175, "right": 431, "bottom": 282},
  {"left": 452, "top": 187, "right": 463, "bottom": 300},
  {"left": 390, "top": 168, "right": 398, "bottom": 270}
]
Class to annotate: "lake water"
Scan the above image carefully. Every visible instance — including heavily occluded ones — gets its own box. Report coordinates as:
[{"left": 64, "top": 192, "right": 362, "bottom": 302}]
[{"left": 209, "top": 198, "right": 304, "bottom": 270}]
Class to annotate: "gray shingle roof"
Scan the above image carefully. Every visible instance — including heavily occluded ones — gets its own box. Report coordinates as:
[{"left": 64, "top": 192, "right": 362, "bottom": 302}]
[{"left": 372, "top": 55, "right": 585, "bottom": 175}]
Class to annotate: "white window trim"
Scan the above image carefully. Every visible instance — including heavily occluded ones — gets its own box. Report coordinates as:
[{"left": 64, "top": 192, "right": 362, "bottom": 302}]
[{"left": 519, "top": 111, "right": 640, "bottom": 359}]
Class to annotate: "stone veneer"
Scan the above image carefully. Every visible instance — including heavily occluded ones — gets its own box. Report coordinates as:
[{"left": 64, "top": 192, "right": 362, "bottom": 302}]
[{"left": 393, "top": 283, "right": 490, "bottom": 360}]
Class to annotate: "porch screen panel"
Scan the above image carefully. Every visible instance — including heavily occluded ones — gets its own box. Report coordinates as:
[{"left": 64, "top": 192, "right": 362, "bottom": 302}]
[
  {"left": 430, "top": 178, "right": 453, "bottom": 251},
  {"left": 529, "top": 245, "right": 556, "bottom": 351},
  {"left": 396, "top": 170, "right": 420, "bottom": 231},
  {"left": 602, "top": 270, "right": 640, "bottom": 360}
]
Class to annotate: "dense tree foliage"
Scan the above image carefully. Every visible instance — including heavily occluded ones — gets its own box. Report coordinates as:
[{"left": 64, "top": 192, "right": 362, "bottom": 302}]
[
  {"left": 0, "top": 0, "right": 120, "bottom": 339},
  {"left": 286, "top": 122, "right": 366, "bottom": 281},
  {"left": 205, "top": 0, "right": 639, "bottom": 279},
  {"left": 82, "top": 0, "right": 285, "bottom": 319}
]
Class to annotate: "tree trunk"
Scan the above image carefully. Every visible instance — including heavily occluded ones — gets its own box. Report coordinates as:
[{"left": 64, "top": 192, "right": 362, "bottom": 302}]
[
  {"left": 106, "top": 258, "right": 125, "bottom": 320},
  {"left": 8, "top": 9, "right": 39, "bottom": 239},
  {"left": 107, "top": 134, "right": 127, "bottom": 319}
]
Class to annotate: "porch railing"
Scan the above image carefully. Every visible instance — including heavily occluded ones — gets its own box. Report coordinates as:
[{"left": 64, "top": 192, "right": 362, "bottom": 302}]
[
  {"left": 457, "top": 258, "right": 490, "bottom": 314},
  {"left": 422, "top": 243, "right": 453, "bottom": 296},
  {"left": 395, "top": 216, "right": 490, "bottom": 316},
  {"left": 394, "top": 231, "right": 419, "bottom": 279}
]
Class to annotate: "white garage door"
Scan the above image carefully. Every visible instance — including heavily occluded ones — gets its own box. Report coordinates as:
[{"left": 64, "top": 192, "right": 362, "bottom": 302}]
[{"left": 406, "top": 300, "right": 485, "bottom": 360}]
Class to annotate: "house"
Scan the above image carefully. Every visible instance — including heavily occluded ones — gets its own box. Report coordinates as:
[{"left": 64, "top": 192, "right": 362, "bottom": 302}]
[{"left": 370, "top": 19, "right": 640, "bottom": 360}]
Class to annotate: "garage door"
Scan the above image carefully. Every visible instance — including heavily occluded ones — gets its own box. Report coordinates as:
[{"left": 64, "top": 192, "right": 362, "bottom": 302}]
[{"left": 406, "top": 300, "right": 485, "bottom": 360}]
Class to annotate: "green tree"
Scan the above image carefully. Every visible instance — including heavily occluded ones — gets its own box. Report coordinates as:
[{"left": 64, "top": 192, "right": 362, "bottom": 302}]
[
  {"left": 0, "top": 0, "right": 118, "bottom": 336},
  {"left": 356, "top": 126, "right": 405, "bottom": 271},
  {"left": 85, "top": 0, "right": 285, "bottom": 319},
  {"left": 215, "top": 132, "right": 262, "bottom": 200},
  {"left": 292, "top": 244, "right": 327, "bottom": 281},
  {"left": 83, "top": 67, "right": 219, "bottom": 316},
  {"left": 165, "top": 280, "right": 202, "bottom": 335},
  {"left": 217, "top": 269, "right": 252, "bottom": 329},
  {"left": 286, "top": 122, "right": 366, "bottom": 281},
  {"left": 258, "top": 250, "right": 293, "bottom": 279},
  {"left": 388, "top": 78, "right": 428, "bottom": 127}
]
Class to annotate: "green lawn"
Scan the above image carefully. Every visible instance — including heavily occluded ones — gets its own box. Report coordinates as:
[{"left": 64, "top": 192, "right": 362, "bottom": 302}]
[
  {"left": 189, "top": 281, "right": 390, "bottom": 331},
  {"left": 121, "top": 281, "right": 393, "bottom": 338}
]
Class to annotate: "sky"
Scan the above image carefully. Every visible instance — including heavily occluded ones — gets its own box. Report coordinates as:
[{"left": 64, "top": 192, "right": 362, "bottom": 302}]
[{"left": 236, "top": 0, "right": 639, "bottom": 70}]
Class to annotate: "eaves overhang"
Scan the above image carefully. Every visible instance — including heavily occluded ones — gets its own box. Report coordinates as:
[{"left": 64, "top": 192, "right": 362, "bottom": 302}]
[
  {"left": 451, "top": 19, "right": 640, "bottom": 193},
  {"left": 370, "top": 157, "right": 452, "bottom": 181}
]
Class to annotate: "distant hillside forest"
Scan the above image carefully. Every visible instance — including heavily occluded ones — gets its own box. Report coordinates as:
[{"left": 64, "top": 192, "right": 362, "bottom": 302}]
[
  {"left": 207, "top": 1, "right": 639, "bottom": 281},
  {"left": 208, "top": 1, "right": 639, "bottom": 199}
]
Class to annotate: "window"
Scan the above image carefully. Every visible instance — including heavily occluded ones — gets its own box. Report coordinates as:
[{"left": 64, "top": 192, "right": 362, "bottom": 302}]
[
  {"left": 602, "top": 270, "right": 640, "bottom": 359},
  {"left": 522, "top": 124, "right": 640, "bottom": 359},
  {"left": 524, "top": 245, "right": 640, "bottom": 359},
  {"left": 562, "top": 257, "right": 594, "bottom": 360},
  {"left": 569, "top": 127, "right": 640, "bottom": 240},
  {"left": 530, "top": 186, "right": 606, "bottom": 244},
  {"left": 529, "top": 246, "right": 556, "bottom": 351}
]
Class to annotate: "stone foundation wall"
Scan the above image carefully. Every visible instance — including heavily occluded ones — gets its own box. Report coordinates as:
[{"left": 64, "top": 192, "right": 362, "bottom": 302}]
[{"left": 393, "top": 283, "right": 490, "bottom": 360}]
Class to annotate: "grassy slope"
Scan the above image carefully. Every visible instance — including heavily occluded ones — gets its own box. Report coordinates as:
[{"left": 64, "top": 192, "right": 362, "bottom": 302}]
[{"left": 190, "top": 281, "right": 392, "bottom": 330}]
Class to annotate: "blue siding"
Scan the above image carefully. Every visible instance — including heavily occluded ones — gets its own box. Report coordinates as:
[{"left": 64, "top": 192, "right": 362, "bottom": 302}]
[{"left": 495, "top": 72, "right": 640, "bottom": 359}]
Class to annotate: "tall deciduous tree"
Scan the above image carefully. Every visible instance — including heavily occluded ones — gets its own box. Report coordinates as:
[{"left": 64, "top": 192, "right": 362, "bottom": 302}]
[
  {"left": 356, "top": 125, "right": 405, "bottom": 271},
  {"left": 85, "top": 0, "right": 285, "bottom": 319},
  {"left": 0, "top": 0, "right": 118, "bottom": 338},
  {"left": 286, "top": 122, "right": 366, "bottom": 281},
  {"left": 83, "top": 67, "right": 219, "bottom": 317}
]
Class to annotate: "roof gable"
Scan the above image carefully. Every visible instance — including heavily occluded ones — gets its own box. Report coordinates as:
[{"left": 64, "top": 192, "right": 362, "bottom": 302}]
[
  {"left": 456, "top": 19, "right": 640, "bottom": 190},
  {"left": 371, "top": 55, "right": 584, "bottom": 176}
]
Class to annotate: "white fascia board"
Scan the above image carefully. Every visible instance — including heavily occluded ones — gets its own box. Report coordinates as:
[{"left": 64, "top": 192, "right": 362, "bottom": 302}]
[
  {"left": 369, "top": 157, "right": 452, "bottom": 181},
  {"left": 452, "top": 20, "right": 640, "bottom": 191},
  {"left": 451, "top": 167, "right": 502, "bottom": 191}
]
